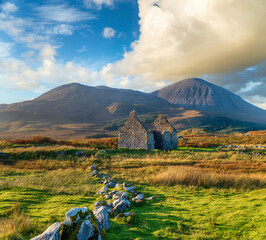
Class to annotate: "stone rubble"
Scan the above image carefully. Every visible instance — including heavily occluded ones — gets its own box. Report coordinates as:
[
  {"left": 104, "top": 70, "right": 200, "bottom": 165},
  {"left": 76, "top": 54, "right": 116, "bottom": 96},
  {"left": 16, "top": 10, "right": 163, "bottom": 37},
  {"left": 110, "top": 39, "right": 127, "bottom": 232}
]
[{"left": 31, "top": 163, "right": 155, "bottom": 240}]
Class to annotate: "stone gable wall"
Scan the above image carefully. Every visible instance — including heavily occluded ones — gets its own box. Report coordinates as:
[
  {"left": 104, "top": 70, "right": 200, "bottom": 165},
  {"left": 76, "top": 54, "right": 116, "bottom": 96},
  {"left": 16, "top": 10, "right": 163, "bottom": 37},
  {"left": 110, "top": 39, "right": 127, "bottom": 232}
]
[
  {"left": 118, "top": 111, "right": 177, "bottom": 150},
  {"left": 118, "top": 116, "right": 150, "bottom": 149}
]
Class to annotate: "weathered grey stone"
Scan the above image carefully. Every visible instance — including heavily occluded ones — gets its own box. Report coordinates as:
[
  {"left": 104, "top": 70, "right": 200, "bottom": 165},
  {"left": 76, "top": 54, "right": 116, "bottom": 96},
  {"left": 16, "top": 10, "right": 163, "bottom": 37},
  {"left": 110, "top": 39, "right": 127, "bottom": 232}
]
[
  {"left": 75, "top": 151, "right": 85, "bottom": 157},
  {"left": 90, "top": 164, "right": 97, "bottom": 171},
  {"left": 104, "top": 194, "right": 111, "bottom": 199},
  {"left": 94, "top": 201, "right": 103, "bottom": 208},
  {"left": 93, "top": 206, "right": 111, "bottom": 231},
  {"left": 115, "top": 183, "right": 122, "bottom": 189},
  {"left": 146, "top": 196, "right": 155, "bottom": 200},
  {"left": 124, "top": 186, "right": 136, "bottom": 193},
  {"left": 113, "top": 199, "right": 130, "bottom": 213},
  {"left": 118, "top": 110, "right": 154, "bottom": 150},
  {"left": 97, "top": 186, "right": 108, "bottom": 194},
  {"left": 102, "top": 175, "right": 109, "bottom": 180},
  {"left": 97, "top": 173, "right": 105, "bottom": 178},
  {"left": 91, "top": 170, "right": 98, "bottom": 177},
  {"left": 31, "top": 222, "right": 61, "bottom": 240},
  {"left": 64, "top": 207, "right": 88, "bottom": 226},
  {"left": 106, "top": 180, "right": 116, "bottom": 188},
  {"left": 118, "top": 111, "right": 177, "bottom": 150},
  {"left": 112, "top": 191, "right": 128, "bottom": 200},
  {"left": 113, "top": 201, "right": 125, "bottom": 213},
  {"left": 117, "top": 212, "right": 133, "bottom": 218},
  {"left": 77, "top": 220, "right": 95, "bottom": 240},
  {"left": 133, "top": 194, "right": 144, "bottom": 201},
  {"left": 109, "top": 190, "right": 118, "bottom": 196}
]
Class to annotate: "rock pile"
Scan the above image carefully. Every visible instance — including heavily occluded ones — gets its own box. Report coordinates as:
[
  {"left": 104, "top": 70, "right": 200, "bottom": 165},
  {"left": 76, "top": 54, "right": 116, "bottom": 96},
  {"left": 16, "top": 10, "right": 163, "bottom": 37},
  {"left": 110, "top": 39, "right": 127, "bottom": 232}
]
[{"left": 31, "top": 164, "right": 155, "bottom": 240}]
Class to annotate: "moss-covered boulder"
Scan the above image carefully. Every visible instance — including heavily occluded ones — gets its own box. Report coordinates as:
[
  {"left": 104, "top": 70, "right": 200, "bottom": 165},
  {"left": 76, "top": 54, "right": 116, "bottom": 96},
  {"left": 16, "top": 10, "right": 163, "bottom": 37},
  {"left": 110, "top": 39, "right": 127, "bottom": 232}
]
[{"left": 61, "top": 208, "right": 101, "bottom": 240}]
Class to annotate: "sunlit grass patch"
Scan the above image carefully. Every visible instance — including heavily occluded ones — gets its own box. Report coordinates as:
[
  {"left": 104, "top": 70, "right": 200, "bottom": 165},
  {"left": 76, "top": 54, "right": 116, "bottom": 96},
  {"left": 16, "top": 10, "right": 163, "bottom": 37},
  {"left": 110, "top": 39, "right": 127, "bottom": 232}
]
[{"left": 152, "top": 166, "right": 266, "bottom": 189}]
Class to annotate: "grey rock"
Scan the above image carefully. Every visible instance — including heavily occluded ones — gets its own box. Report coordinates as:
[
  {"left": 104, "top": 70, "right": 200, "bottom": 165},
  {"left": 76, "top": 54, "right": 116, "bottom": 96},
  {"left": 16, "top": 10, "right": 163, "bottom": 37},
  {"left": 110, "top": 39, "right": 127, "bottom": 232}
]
[
  {"left": 106, "top": 181, "right": 116, "bottom": 188},
  {"left": 113, "top": 201, "right": 125, "bottom": 213},
  {"left": 109, "top": 190, "right": 117, "bottom": 196},
  {"left": 115, "top": 183, "right": 122, "bottom": 189},
  {"left": 133, "top": 194, "right": 144, "bottom": 201},
  {"left": 117, "top": 212, "right": 132, "bottom": 218},
  {"left": 31, "top": 222, "right": 61, "bottom": 240},
  {"left": 93, "top": 206, "right": 111, "bottom": 231},
  {"left": 124, "top": 186, "right": 136, "bottom": 193},
  {"left": 64, "top": 207, "right": 88, "bottom": 226},
  {"left": 97, "top": 173, "right": 105, "bottom": 178},
  {"left": 94, "top": 201, "right": 103, "bottom": 208},
  {"left": 91, "top": 170, "right": 98, "bottom": 177},
  {"left": 75, "top": 151, "right": 85, "bottom": 157},
  {"left": 104, "top": 194, "right": 111, "bottom": 199},
  {"left": 97, "top": 186, "right": 108, "bottom": 194},
  {"left": 113, "top": 199, "right": 130, "bottom": 213},
  {"left": 77, "top": 220, "right": 95, "bottom": 240},
  {"left": 146, "top": 196, "right": 155, "bottom": 200},
  {"left": 90, "top": 164, "right": 97, "bottom": 171},
  {"left": 113, "top": 191, "right": 128, "bottom": 200}
]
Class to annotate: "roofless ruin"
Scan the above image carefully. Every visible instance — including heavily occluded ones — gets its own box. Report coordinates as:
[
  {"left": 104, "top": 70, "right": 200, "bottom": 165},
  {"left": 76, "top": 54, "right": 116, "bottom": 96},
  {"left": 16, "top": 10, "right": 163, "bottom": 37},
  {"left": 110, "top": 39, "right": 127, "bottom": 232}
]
[{"left": 118, "top": 110, "right": 177, "bottom": 150}]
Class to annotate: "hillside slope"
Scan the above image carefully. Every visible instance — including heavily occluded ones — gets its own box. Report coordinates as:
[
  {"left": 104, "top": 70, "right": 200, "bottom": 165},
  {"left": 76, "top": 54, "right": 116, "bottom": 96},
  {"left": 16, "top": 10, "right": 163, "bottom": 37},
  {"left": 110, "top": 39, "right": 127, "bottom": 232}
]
[
  {"left": 152, "top": 78, "right": 266, "bottom": 124},
  {"left": 0, "top": 83, "right": 173, "bottom": 124}
]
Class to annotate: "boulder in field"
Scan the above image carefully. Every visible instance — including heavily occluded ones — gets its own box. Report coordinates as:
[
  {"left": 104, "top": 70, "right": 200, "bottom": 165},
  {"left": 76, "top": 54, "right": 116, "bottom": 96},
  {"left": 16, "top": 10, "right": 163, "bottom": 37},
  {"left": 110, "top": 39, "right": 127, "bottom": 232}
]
[
  {"left": 93, "top": 206, "right": 111, "bottom": 231},
  {"left": 91, "top": 170, "right": 98, "bottom": 177},
  {"left": 76, "top": 220, "right": 95, "bottom": 240},
  {"left": 133, "top": 194, "right": 144, "bottom": 201},
  {"left": 112, "top": 191, "right": 128, "bottom": 201},
  {"left": 97, "top": 186, "right": 108, "bottom": 194},
  {"left": 90, "top": 164, "right": 97, "bottom": 171},
  {"left": 61, "top": 208, "right": 100, "bottom": 240},
  {"left": 31, "top": 222, "right": 61, "bottom": 240}
]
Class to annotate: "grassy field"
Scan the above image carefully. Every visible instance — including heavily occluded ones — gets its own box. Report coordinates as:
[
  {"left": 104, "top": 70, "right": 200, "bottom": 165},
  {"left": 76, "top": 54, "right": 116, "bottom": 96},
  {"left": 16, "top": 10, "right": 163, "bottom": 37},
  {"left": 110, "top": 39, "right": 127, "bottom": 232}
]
[{"left": 0, "top": 134, "right": 265, "bottom": 239}]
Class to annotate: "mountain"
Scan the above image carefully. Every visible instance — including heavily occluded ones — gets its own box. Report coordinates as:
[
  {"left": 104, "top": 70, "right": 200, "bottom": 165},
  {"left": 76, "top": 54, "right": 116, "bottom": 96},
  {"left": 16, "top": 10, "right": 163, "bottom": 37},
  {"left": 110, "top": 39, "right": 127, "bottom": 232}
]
[
  {"left": 0, "top": 83, "right": 172, "bottom": 124},
  {"left": 0, "top": 80, "right": 265, "bottom": 139},
  {"left": 152, "top": 78, "right": 266, "bottom": 124}
]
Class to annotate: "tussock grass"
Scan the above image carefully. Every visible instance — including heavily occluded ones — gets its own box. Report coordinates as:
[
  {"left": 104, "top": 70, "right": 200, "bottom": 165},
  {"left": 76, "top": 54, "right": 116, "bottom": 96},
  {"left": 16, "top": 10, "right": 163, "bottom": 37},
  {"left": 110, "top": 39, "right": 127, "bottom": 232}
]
[
  {"left": 0, "top": 205, "right": 37, "bottom": 240},
  {"left": 152, "top": 166, "right": 266, "bottom": 189}
]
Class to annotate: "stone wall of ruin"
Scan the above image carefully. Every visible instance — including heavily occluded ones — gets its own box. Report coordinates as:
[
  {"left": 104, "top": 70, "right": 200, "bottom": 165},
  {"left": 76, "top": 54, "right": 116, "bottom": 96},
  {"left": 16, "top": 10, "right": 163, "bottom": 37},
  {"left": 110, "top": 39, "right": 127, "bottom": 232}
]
[{"left": 118, "top": 117, "right": 149, "bottom": 149}]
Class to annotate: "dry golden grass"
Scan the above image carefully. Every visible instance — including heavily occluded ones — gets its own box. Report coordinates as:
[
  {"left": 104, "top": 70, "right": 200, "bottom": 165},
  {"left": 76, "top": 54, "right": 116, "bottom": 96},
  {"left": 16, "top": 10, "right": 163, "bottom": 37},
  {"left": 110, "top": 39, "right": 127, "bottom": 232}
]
[
  {"left": 152, "top": 166, "right": 266, "bottom": 189},
  {"left": 0, "top": 206, "right": 36, "bottom": 240}
]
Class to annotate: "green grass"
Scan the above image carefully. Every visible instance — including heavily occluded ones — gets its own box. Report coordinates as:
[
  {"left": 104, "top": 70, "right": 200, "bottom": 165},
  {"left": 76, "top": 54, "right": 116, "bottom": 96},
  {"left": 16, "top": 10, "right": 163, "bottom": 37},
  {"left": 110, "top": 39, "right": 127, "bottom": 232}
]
[
  {"left": 0, "top": 142, "right": 265, "bottom": 239},
  {"left": 108, "top": 186, "right": 266, "bottom": 240}
]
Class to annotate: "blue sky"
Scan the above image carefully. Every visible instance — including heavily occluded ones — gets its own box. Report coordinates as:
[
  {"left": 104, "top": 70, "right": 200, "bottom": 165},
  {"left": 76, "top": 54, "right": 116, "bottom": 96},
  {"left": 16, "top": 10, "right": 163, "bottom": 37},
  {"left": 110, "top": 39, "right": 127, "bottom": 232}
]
[{"left": 0, "top": 0, "right": 265, "bottom": 109}]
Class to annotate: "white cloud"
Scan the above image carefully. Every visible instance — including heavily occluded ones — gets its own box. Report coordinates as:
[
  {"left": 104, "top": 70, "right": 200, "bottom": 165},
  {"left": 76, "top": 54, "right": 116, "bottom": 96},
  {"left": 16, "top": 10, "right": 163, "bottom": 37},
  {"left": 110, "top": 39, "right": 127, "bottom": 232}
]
[
  {"left": 0, "top": 41, "right": 12, "bottom": 57},
  {"left": 105, "top": 0, "right": 266, "bottom": 83},
  {"left": 36, "top": 4, "right": 95, "bottom": 23},
  {"left": 83, "top": 0, "right": 114, "bottom": 9},
  {"left": 48, "top": 24, "right": 74, "bottom": 36},
  {"left": 1, "top": 2, "right": 18, "bottom": 13},
  {"left": 77, "top": 46, "right": 89, "bottom": 53},
  {"left": 0, "top": 44, "right": 100, "bottom": 91},
  {"left": 103, "top": 27, "right": 115, "bottom": 39}
]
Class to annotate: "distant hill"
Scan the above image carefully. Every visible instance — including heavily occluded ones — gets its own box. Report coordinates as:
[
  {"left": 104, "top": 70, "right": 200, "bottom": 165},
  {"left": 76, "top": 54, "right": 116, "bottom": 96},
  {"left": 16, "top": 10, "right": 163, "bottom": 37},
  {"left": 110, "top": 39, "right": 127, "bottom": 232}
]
[
  {"left": 0, "top": 83, "right": 173, "bottom": 123},
  {"left": 0, "top": 80, "right": 265, "bottom": 139},
  {"left": 152, "top": 78, "right": 266, "bottom": 124}
]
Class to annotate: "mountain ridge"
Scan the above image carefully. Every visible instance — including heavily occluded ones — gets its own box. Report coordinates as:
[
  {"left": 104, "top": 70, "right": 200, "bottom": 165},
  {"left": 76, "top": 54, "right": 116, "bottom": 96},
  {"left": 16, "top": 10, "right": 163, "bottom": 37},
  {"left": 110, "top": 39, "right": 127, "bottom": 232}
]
[
  {"left": 152, "top": 78, "right": 266, "bottom": 124},
  {"left": 0, "top": 78, "right": 265, "bottom": 139}
]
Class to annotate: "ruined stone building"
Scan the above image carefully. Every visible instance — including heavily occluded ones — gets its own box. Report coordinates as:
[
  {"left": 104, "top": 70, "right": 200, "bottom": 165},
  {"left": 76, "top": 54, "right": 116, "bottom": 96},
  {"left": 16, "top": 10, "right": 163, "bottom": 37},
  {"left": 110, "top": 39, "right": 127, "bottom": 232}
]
[{"left": 118, "top": 111, "right": 177, "bottom": 150}]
